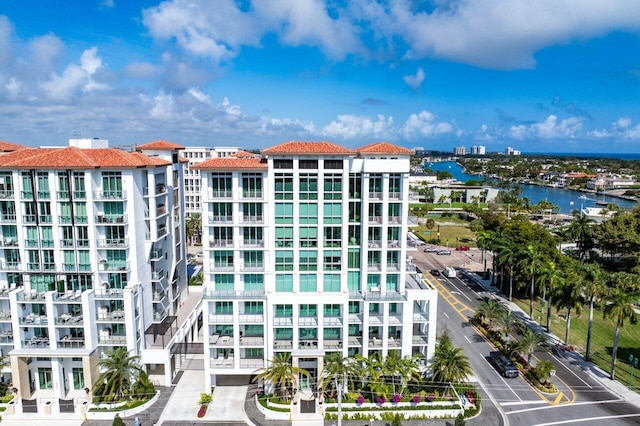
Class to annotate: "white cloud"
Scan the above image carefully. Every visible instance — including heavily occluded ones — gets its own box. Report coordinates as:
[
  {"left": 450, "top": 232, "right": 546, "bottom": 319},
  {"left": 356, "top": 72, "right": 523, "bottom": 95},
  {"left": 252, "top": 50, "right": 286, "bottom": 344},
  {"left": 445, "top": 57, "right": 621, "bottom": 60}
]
[
  {"left": 403, "top": 67, "right": 425, "bottom": 90},
  {"left": 40, "top": 47, "right": 107, "bottom": 101},
  {"left": 588, "top": 129, "right": 612, "bottom": 138},
  {"left": 508, "top": 115, "right": 584, "bottom": 139},
  {"left": 401, "top": 110, "right": 453, "bottom": 139},
  {"left": 100, "top": 0, "right": 115, "bottom": 8},
  {"left": 124, "top": 62, "right": 157, "bottom": 79},
  {"left": 615, "top": 117, "right": 632, "bottom": 129},
  {"left": 321, "top": 114, "right": 394, "bottom": 139}
]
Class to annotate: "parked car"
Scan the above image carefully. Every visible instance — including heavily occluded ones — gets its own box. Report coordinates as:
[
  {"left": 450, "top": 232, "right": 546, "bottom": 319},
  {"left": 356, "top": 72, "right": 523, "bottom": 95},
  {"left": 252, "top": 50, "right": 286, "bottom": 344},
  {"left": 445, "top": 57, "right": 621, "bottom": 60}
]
[
  {"left": 423, "top": 246, "right": 438, "bottom": 253},
  {"left": 456, "top": 245, "right": 470, "bottom": 251},
  {"left": 430, "top": 269, "right": 441, "bottom": 276},
  {"left": 436, "top": 250, "right": 451, "bottom": 255},
  {"left": 489, "top": 351, "right": 519, "bottom": 378}
]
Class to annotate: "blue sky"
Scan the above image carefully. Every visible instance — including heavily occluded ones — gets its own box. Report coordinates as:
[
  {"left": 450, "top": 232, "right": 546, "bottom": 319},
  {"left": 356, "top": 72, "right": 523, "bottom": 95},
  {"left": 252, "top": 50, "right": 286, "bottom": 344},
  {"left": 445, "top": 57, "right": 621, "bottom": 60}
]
[{"left": 1, "top": 0, "right": 640, "bottom": 153}]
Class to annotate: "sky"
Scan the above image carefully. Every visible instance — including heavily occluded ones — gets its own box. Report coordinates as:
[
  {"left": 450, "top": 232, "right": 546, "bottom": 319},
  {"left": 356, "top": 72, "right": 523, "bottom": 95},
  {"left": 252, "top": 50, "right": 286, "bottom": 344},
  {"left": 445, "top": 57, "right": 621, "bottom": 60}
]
[{"left": 1, "top": 1, "right": 640, "bottom": 153}]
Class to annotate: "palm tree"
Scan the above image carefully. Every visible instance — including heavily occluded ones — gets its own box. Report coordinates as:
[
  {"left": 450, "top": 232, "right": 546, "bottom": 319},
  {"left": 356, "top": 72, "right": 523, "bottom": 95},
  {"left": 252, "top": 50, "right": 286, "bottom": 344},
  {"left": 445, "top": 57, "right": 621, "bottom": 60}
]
[
  {"left": 518, "top": 329, "right": 548, "bottom": 366},
  {"left": 538, "top": 261, "right": 565, "bottom": 332},
  {"left": 185, "top": 213, "right": 202, "bottom": 245},
  {"left": 566, "top": 212, "right": 595, "bottom": 259},
  {"left": 582, "top": 264, "right": 606, "bottom": 362},
  {"left": 319, "top": 352, "right": 358, "bottom": 396},
  {"left": 495, "top": 309, "right": 521, "bottom": 342},
  {"left": 429, "top": 330, "right": 473, "bottom": 387},
  {"left": 519, "top": 244, "right": 544, "bottom": 320},
  {"left": 475, "top": 298, "right": 503, "bottom": 329},
  {"left": 603, "top": 275, "right": 640, "bottom": 380},
  {"left": 355, "top": 352, "right": 389, "bottom": 399},
  {"left": 93, "top": 347, "right": 143, "bottom": 402},
  {"left": 475, "top": 231, "right": 492, "bottom": 276},
  {"left": 554, "top": 276, "right": 584, "bottom": 346},
  {"left": 382, "top": 351, "right": 420, "bottom": 395},
  {"left": 253, "top": 352, "right": 310, "bottom": 400},
  {"left": 496, "top": 239, "right": 517, "bottom": 301},
  {"left": 437, "top": 194, "right": 448, "bottom": 205}
]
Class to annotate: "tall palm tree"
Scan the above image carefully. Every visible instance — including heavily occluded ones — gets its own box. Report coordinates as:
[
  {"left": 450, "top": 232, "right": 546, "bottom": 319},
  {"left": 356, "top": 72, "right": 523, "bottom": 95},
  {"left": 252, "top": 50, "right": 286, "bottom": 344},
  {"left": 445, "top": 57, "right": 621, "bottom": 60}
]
[
  {"left": 319, "top": 352, "right": 358, "bottom": 395},
  {"left": 475, "top": 298, "right": 503, "bottom": 329},
  {"left": 253, "top": 352, "right": 310, "bottom": 400},
  {"left": 519, "top": 244, "right": 544, "bottom": 320},
  {"left": 429, "top": 330, "right": 473, "bottom": 388},
  {"left": 538, "top": 261, "right": 565, "bottom": 332},
  {"left": 93, "top": 347, "right": 143, "bottom": 402},
  {"left": 554, "top": 275, "right": 584, "bottom": 346},
  {"left": 603, "top": 275, "right": 639, "bottom": 380},
  {"left": 566, "top": 212, "right": 595, "bottom": 259},
  {"left": 495, "top": 309, "right": 521, "bottom": 342},
  {"left": 355, "top": 352, "right": 389, "bottom": 399},
  {"left": 582, "top": 264, "right": 606, "bottom": 362},
  {"left": 185, "top": 213, "right": 202, "bottom": 245},
  {"left": 476, "top": 231, "right": 492, "bottom": 276},
  {"left": 496, "top": 239, "right": 517, "bottom": 301},
  {"left": 518, "top": 329, "right": 548, "bottom": 366},
  {"left": 382, "top": 351, "right": 420, "bottom": 395}
]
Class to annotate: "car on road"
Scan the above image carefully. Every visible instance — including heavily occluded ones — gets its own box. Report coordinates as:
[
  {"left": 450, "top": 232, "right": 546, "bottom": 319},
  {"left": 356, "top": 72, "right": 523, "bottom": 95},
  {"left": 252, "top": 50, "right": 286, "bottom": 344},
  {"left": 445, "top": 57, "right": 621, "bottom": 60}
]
[
  {"left": 456, "top": 245, "right": 470, "bottom": 251},
  {"left": 436, "top": 249, "right": 451, "bottom": 255},
  {"left": 490, "top": 351, "right": 519, "bottom": 378},
  {"left": 423, "top": 247, "right": 438, "bottom": 253},
  {"left": 430, "top": 269, "right": 441, "bottom": 276}
]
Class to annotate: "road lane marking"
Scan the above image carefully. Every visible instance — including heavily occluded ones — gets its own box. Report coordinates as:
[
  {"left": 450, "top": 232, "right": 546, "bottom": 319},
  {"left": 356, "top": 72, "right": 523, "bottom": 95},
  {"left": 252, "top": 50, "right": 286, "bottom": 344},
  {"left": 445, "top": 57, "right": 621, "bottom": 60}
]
[
  {"left": 479, "top": 353, "right": 522, "bottom": 402},
  {"left": 500, "top": 400, "right": 548, "bottom": 406},
  {"left": 506, "top": 399, "right": 623, "bottom": 415},
  {"left": 464, "top": 335, "right": 471, "bottom": 343},
  {"left": 553, "top": 392, "right": 565, "bottom": 405},
  {"left": 443, "top": 312, "right": 449, "bottom": 319},
  {"left": 551, "top": 353, "right": 592, "bottom": 389},
  {"left": 532, "top": 413, "right": 640, "bottom": 425}
]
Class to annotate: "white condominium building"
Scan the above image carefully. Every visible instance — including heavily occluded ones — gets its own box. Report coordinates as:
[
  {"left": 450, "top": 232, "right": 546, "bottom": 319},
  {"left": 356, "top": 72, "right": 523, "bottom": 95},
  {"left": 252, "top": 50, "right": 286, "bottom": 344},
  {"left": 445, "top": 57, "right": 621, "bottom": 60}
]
[
  {"left": 0, "top": 138, "right": 190, "bottom": 415},
  {"left": 195, "top": 141, "right": 438, "bottom": 389},
  {"left": 181, "top": 146, "right": 242, "bottom": 215}
]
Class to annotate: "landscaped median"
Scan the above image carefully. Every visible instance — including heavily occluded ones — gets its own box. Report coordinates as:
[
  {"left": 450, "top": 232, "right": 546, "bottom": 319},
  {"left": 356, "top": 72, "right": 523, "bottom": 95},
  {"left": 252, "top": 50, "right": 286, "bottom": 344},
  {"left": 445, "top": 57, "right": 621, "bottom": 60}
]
[{"left": 256, "top": 389, "right": 479, "bottom": 422}]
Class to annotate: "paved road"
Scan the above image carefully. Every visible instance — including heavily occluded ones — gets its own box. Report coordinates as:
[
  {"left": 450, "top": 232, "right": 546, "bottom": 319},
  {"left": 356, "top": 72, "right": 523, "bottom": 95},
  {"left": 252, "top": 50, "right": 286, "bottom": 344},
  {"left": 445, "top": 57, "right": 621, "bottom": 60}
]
[{"left": 413, "top": 247, "right": 640, "bottom": 426}]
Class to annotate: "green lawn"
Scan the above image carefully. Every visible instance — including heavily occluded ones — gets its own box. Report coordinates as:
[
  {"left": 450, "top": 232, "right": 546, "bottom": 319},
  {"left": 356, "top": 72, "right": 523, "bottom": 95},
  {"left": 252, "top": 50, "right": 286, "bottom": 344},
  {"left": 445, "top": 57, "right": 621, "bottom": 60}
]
[
  {"left": 411, "top": 223, "right": 476, "bottom": 247},
  {"left": 512, "top": 297, "right": 640, "bottom": 389}
]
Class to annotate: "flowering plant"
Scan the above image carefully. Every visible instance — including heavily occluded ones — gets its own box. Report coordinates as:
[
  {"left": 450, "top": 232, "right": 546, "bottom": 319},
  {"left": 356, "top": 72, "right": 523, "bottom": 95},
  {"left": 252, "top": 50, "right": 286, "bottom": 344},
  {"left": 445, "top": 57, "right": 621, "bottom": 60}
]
[
  {"left": 411, "top": 395, "right": 422, "bottom": 404},
  {"left": 375, "top": 395, "right": 386, "bottom": 404},
  {"left": 426, "top": 394, "right": 436, "bottom": 402},
  {"left": 197, "top": 404, "right": 208, "bottom": 418},
  {"left": 356, "top": 395, "right": 365, "bottom": 405},
  {"left": 391, "top": 394, "right": 401, "bottom": 403}
]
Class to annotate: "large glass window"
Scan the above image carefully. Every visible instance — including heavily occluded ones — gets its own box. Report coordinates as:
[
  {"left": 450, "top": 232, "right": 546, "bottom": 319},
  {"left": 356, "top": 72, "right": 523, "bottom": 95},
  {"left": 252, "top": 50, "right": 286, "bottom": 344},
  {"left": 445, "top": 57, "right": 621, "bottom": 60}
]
[
  {"left": 244, "top": 301, "right": 263, "bottom": 314},
  {"left": 242, "top": 203, "right": 262, "bottom": 222},
  {"left": 210, "top": 173, "right": 232, "bottom": 197},
  {"left": 348, "top": 271, "right": 360, "bottom": 291},
  {"left": 299, "top": 227, "right": 318, "bottom": 248},
  {"left": 72, "top": 367, "right": 84, "bottom": 389},
  {"left": 275, "top": 250, "right": 294, "bottom": 271},
  {"left": 324, "top": 328, "right": 341, "bottom": 339},
  {"left": 214, "top": 274, "right": 234, "bottom": 291},
  {"left": 323, "top": 250, "right": 341, "bottom": 271},
  {"left": 38, "top": 368, "right": 53, "bottom": 389},
  {"left": 348, "top": 249, "right": 360, "bottom": 268},
  {"left": 299, "top": 174, "right": 318, "bottom": 200},
  {"left": 243, "top": 274, "right": 264, "bottom": 291},
  {"left": 299, "top": 274, "right": 317, "bottom": 292},
  {"left": 274, "top": 174, "right": 293, "bottom": 200},
  {"left": 242, "top": 173, "right": 263, "bottom": 198},
  {"left": 386, "top": 274, "right": 399, "bottom": 291},
  {"left": 299, "top": 250, "right": 317, "bottom": 271},
  {"left": 275, "top": 304, "right": 293, "bottom": 317},
  {"left": 299, "top": 203, "right": 318, "bottom": 224},
  {"left": 324, "top": 175, "right": 342, "bottom": 200},
  {"left": 275, "top": 274, "right": 293, "bottom": 292},
  {"left": 349, "top": 174, "right": 362, "bottom": 198},
  {"left": 323, "top": 274, "right": 340, "bottom": 292},
  {"left": 299, "top": 304, "right": 317, "bottom": 317},
  {"left": 215, "top": 301, "right": 233, "bottom": 314},
  {"left": 275, "top": 227, "right": 293, "bottom": 248},
  {"left": 210, "top": 203, "right": 232, "bottom": 222},
  {"left": 213, "top": 251, "right": 234, "bottom": 268},
  {"left": 369, "top": 175, "right": 382, "bottom": 197},
  {"left": 275, "top": 203, "right": 293, "bottom": 224},
  {"left": 323, "top": 203, "right": 342, "bottom": 224},
  {"left": 37, "top": 172, "right": 50, "bottom": 198},
  {"left": 323, "top": 227, "right": 341, "bottom": 247},
  {"left": 101, "top": 172, "right": 123, "bottom": 197}
]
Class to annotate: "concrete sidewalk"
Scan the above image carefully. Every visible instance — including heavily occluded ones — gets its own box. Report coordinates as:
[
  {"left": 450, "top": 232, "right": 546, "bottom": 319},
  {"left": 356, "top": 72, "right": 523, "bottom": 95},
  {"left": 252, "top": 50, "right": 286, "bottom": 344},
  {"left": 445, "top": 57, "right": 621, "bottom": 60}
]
[{"left": 462, "top": 268, "right": 640, "bottom": 408}]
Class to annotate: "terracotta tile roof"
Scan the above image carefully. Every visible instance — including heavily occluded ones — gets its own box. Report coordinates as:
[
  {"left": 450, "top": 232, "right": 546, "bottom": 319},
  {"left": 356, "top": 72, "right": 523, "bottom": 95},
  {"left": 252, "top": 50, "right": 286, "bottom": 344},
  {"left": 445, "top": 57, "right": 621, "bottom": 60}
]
[
  {"left": 230, "top": 150, "right": 258, "bottom": 158},
  {"left": 136, "top": 140, "right": 185, "bottom": 150},
  {"left": 0, "top": 147, "right": 170, "bottom": 169},
  {"left": 356, "top": 142, "right": 414, "bottom": 155},
  {"left": 0, "top": 140, "right": 27, "bottom": 152},
  {"left": 192, "top": 157, "right": 267, "bottom": 170},
  {"left": 261, "top": 141, "right": 356, "bottom": 155}
]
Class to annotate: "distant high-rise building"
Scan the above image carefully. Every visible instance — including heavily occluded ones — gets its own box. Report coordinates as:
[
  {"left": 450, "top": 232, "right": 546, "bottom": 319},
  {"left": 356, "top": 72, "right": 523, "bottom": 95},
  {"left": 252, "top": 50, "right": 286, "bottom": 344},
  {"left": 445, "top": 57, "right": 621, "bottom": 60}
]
[
  {"left": 505, "top": 147, "right": 521, "bottom": 156},
  {"left": 470, "top": 145, "right": 486, "bottom": 155},
  {"left": 453, "top": 146, "right": 467, "bottom": 156}
]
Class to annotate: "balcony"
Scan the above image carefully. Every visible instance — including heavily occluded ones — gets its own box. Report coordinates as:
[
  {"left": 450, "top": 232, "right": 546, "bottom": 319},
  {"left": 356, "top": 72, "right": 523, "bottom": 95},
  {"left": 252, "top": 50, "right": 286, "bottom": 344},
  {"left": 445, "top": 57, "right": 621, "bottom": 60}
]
[
  {"left": 241, "top": 239, "right": 263, "bottom": 248},
  {"left": 239, "top": 359, "right": 264, "bottom": 369},
  {"left": 151, "top": 270, "right": 165, "bottom": 281},
  {"left": 73, "top": 190, "right": 86, "bottom": 199},
  {"left": 156, "top": 184, "right": 167, "bottom": 194},
  {"left": 209, "top": 334, "right": 234, "bottom": 346},
  {"left": 239, "top": 336, "right": 264, "bottom": 346},
  {"left": 21, "top": 191, "right": 33, "bottom": 200},
  {"left": 239, "top": 263, "right": 264, "bottom": 272},
  {"left": 208, "top": 189, "right": 232, "bottom": 199},
  {"left": 368, "top": 240, "right": 382, "bottom": 248},
  {"left": 209, "top": 357, "right": 235, "bottom": 369},
  {"left": 273, "top": 340, "right": 293, "bottom": 350},
  {"left": 209, "top": 239, "right": 233, "bottom": 248},
  {"left": 368, "top": 216, "right": 382, "bottom": 224},
  {"left": 74, "top": 215, "right": 89, "bottom": 224},
  {"left": 153, "top": 290, "right": 166, "bottom": 301},
  {"left": 97, "top": 309, "right": 125, "bottom": 321},
  {"left": 208, "top": 215, "right": 232, "bottom": 224},
  {"left": 0, "top": 213, "right": 16, "bottom": 223},
  {"left": 389, "top": 216, "right": 402, "bottom": 225},
  {"left": 93, "top": 190, "right": 126, "bottom": 200},
  {"left": 97, "top": 238, "right": 129, "bottom": 248},
  {"left": 241, "top": 215, "right": 263, "bottom": 224},
  {"left": 39, "top": 215, "right": 53, "bottom": 223},
  {"left": 59, "top": 215, "right": 73, "bottom": 224},
  {"left": 95, "top": 214, "right": 127, "bottom": 224},
  {"left": 210, "top": 263, "right": 234, "bottom": 272},
  {"left": 298, "top": 317, "right": 318, "bottom": 327},
  {"left": 367, "top": 263, "right": 382, "bottom": 272},
  {"left": 1, "top": 238, "right": 18, "bottom": 247},
  {"left": 388, "top": 191, "right": 401, "bottom": 200},
  {"left": 55, "top": 314, "right": 83, "bottom": 325},
  {"left": 95, "top": 288, "right": 124, "bottom": 299},
  {"left": 57, "top": 190, "right": 70, "bottom": 200},
  {"left": 238, "top": 313, "right": 264, "bottom": 323},
  {"left": 387, "top": 262, "right": 401, "bottom": 272},
  {"left": 208, "top": 314, "right": 233, "bottom": 323},
  {"left": 56, "top": 338, "right": 85, "bottom": 349},
  {"left": 23, "top": 337, "right": 50, "bottom": 348},
  {"left": 23, "top": 214, "right": 37, "bottom": 223},
  {"left": 98, "top": 261, "right": 130, "bottom": 272},
  {"left": 203, "top": 290, "right": 265, "bottom": 300},
  {"left": 21, "top": 314, "right": 48, "bottom": 325},
  {"left": 368, "top": 191, "right": 382, "bottom": 200},
  {"left": 298, "top": 340, "right": 318, "bottom": 349},
  {"left": 99, "top": 334, "right": 127, "bottom": 345},
  {"left": 150, "top": 249, "right": 163, "bottom": 261},
  {"left": 242, "top": 190, "right": 263, "bottom": 199},
  {"left": 0, "top": 190, "right": 14, "bottom": 199}
]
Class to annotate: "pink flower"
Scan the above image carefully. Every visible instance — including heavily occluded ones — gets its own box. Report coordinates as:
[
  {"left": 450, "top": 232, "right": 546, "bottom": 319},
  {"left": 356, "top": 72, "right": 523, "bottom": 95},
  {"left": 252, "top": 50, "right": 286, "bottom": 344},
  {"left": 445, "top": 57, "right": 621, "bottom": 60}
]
[
  {"left": 356, "top": 395, "right": 365, "bottom": 405},
  {"left": 411, "top": 395, "right": 422, "bottom": 404},
  {"left": 391, "top": 394, "right": 401, "bottom": 403}
]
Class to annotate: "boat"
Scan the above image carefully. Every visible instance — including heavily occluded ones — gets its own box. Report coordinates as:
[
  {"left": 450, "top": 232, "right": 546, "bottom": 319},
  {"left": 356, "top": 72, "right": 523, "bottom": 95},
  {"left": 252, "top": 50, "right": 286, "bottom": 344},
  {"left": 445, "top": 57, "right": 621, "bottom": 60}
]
[{"left": 578, "top": 195, "right": 588, "bottom": 200}]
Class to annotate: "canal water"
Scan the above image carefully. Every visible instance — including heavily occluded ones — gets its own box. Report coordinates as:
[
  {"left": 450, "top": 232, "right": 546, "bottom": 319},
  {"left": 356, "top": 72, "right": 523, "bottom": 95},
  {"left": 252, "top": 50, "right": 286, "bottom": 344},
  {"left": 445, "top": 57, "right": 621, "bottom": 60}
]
[{"left": 426, "top": 161, "right": 637, "bottom": 214}]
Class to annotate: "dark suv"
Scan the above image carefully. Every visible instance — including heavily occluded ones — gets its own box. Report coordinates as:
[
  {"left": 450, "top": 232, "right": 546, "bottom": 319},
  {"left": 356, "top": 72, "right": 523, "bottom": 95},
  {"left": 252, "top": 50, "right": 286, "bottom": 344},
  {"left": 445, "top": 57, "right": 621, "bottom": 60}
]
[{"left": 490, "top": 351, "right": 519, "bottom": 378}]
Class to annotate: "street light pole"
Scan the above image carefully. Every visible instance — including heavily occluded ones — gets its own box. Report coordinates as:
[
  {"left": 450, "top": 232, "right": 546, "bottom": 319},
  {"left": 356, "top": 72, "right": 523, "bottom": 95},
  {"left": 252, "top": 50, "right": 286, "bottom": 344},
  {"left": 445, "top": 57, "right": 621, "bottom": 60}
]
[{"left": 629, "top": 354, "right": 639, "bottom": 390}]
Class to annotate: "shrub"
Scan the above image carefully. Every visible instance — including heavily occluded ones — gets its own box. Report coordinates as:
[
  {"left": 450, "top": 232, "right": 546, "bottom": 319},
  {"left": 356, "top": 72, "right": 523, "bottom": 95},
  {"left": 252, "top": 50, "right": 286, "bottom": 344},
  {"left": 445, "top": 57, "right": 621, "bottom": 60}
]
[
  {"left": 198, "top": 392, "right": 212, "bottom": 405},
  {"left": 391, "top": 394, "right": 401, "bottom": 403},
  {"left": 112, "top": 414, "right": 124, "bottom": 426},
  {"left": 411, "top": 395, "right": 422, "bottom": 404},
  {"left": 356, "top": 395, "right": 365, "bottom": 405},
  {"left": 375, "top": 395, "right": 386, "bottom": 404}
]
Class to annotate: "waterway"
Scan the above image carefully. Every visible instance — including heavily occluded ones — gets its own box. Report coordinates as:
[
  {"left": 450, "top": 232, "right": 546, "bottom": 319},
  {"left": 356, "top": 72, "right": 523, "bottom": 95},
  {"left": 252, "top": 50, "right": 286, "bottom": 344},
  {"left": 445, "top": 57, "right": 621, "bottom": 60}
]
[{"left": 425, "top": 161, "right": 638, "bottom": 214}]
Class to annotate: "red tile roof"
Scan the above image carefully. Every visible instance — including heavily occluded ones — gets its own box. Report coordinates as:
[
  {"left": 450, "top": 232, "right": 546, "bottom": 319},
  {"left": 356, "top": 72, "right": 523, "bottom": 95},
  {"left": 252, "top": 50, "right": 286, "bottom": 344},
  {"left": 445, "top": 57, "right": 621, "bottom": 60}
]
[
  {"left": 136, "top": 140, "right": 185, "bottom": 150},
  {"left": 0, "top": 140, "right": 27, "bottom": 152},
  {"left": 261, "top": 141, "right": 356, "bottom": 155},
  {"left": 356, "top": 142, "right": 414, "bottom": 155},
  {"left": 0, "top": 147, "right": 171, "bottom": 169},
  {"left": 230, "top": 150, "right": 258, "bottom": 158},
  {"left": 192, "top": 157, "right": 267, "bottom": 171}
]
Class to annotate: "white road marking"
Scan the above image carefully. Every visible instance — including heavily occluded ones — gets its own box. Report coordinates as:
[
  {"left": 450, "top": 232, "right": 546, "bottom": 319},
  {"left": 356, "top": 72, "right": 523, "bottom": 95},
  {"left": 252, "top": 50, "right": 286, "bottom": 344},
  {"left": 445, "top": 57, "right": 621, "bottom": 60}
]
[
  {"left": 551, "top": 353, "right": 592, "bottom": 389},
  {"left": 443, "top": 311, "right": 450, "bottom": 319},
  {"left": 532, "top": 412, "right": 640, "bottom": 425},
  {"left": 464, "top": 335, "right": 471, "bottom": 344},
  {"left": 501, "top": 400, "right": 548, "bottom": 406},
  {"left": 507, "top": 399, "right": 623, "bottom": 415},
  {"left": 480, "top": 353, "right": 522, "bottom": 401}
]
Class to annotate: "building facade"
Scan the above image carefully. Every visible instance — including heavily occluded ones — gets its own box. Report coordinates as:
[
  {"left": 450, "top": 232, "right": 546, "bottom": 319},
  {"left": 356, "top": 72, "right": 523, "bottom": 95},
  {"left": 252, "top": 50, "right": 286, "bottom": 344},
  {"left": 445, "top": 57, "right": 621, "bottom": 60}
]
[
  {"left": 0, "top": 139, "right": 189, "bottom": 414},
  {"left": 195, "top": 141, "right": 438, "bottom": 390},
  {"left": 453, "top": 146, "right": 467, "bottom": 156}
]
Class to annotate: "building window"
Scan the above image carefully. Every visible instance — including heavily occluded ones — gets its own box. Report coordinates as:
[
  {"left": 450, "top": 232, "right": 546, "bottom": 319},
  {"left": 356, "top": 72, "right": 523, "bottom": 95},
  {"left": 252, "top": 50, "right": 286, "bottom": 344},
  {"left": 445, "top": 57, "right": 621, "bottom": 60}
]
[
  {"left": 274, "top": 159, "right": 293, "bottom": 169},
  {"left": 348, "top": 249, "right": 360, "bottom": 268},
  {"left": 275, "top": 274, "right": 293, "bottom": 292},
  {"left": 243, "top": 274, "right": 264, "bottom": 291},
  {"left": 242, "top": 173, "right": 263, "bottom": 198},
  {"left": 324, "top": 304, "right": 340, "bottom": 317},
  {"left": 244, "top": 324, "right": 264, "bottom": 337},
  {"left": 323, "top": 274, "right": 340, "bottom": 292},
  {"left": 299, "top": 203, "right": 318, "bottom": 224},
  {"left": 244, "top": 301, "right": 263, "bottom": 314},
  {"left": 367, "top": 274, "right": 381, "bottom": 290},
  {"left": 323, "top": 227, "right": 341, "bottom": 247},
  {"left": 242, "top": 251, "right": 263, "bottom": 269},
  {"left": 274, "top": 174, "right": 293, "bottom": 199},
  {"left": 297, "top": 274, "right": 315, "bottom": 292},
  {"left": 324, "top": 328, "right": 340, "bottom": 339},
  {"left": 274, "top": 203, "right": 293, "bottom": 224},
  {"left": 210, "top": 173, "right": 232, "bottom": 197},
  {"left": 324, "top": 160, "right": 343, "bottom": 170},
  {"left": 275, "top": 227, "right": 293, "bottom": 248},
  {"left": 386, "top": 274, "right": 399, "bottom": 291},
  {"left": 324, "top": 175, "right": 342, "bottom": 200},
  {"left": 299, "top": 304, "right": 317, "bottom": 317},
  {"left": 299, "top": 227, "right": 318, "bottom": 248},
  {"left": 323, "top": 250, "right": 341, "bottom": 271},
  {"left": 299, "top": 160, "right": 318, "bottom": 169},
  {"left": 299, "top": 174, "right": 318, "bottom": 200},
  {"left": 323, "top": 203, "right": 342, "bottom": 224},
  {"left": 369, "top": 175, "right": 382, "bottom": 198},
  {"left": 348, "top": 271, "right": 360, "bottom": 291},
  {"left": 275, "top": 304, "right": 293, "bottom": 317},
  {"left": 215, "top": 301, "right": 233, "bottom": 314},
  {"left": 242, "top": 203, "right": 262, "bottom": 222},
  {"left": 299, "top": 328, "right": 317, "bottom": 339},
  {"left": 348, "top": 301, "right": 360, "bottom": 314},
  {"left": 210, "top": 203, "right": 232, "bottom": 222},
  {"left": 275, "top": 250, "right": 294, "bottom": 271},
  {"left": 213, "top": 251, "right": 234, "bottom": 269},
  {"left": 275, "top": 328, "right": 293, "bottom": 340},
  {"left": 349, "top": 174, "right": 361, "bottom": 198},
  {"left": 389, "top": 174, "right": 401, "bottom": 195},
  {"left": 299, "top": 250, "right": 317, "bottom": 271},
  {"left": 38, "top": 368, "right": 53, "bottom": 389}
]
